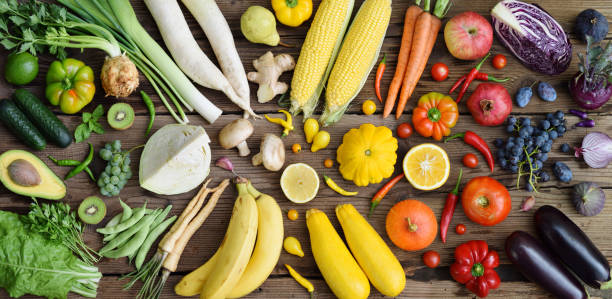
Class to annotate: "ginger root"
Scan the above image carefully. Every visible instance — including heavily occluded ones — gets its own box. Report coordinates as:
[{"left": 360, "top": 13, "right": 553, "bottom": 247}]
[{"left": 247, "top": 51, "right": 295, "bottom": 103}]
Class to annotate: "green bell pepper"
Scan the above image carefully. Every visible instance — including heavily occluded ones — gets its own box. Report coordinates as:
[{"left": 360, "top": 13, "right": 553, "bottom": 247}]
[{"left": 45, "top": 58, "right": 96, "bottom": 114}]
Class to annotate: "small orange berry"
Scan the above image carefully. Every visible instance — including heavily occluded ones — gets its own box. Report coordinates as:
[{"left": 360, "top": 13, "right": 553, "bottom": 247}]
[
  {"left": 324, "top": 159, "right": 333, "bottom": 168},
  {"left": 288, "top": 209, "right": 299, "bottom": 221},
  {"left": 292, "top": 143, "right": 301, "bottom": 153}
]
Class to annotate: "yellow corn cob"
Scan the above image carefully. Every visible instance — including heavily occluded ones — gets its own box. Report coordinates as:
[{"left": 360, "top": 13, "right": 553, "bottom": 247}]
[
  {"left": 289, "top": 0, "right": 355, "bottom": 118},
  {"left": 320, "top": 0, "right": 392, "bottom": 126}
]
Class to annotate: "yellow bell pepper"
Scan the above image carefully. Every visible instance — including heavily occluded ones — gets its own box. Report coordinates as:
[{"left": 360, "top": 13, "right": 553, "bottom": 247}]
[
  {"left": 265, "top": 109, "right": 294, "bottom": 137},
  {"left": 271, "top": 0, "right": 313, "bottom": 27}
]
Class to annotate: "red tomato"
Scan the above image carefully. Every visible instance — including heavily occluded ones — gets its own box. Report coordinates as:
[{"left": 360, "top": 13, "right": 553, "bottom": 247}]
[
  {"left": 431, "top": 63, "right": 449, "bottom": 81},
  {"left": 462, "top": 176, "right": 512, "bottom": 226},
  {"left": 492, "top": 54, "right": 507, "bottom": 69},
  {"left": 396, "top": 122, "right": 413, "bottom": 139},
  {"left": 455, "top": 224, "right": 466, "bottom": 235},
  {"left": 462, "top": 153, "right": 479, "bottom": 168},
  {"left": 423, "top": 250, "right": 441, "bottom": 268}
]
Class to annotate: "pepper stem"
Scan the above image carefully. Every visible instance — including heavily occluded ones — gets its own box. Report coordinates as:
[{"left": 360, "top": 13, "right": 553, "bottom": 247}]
[
  {"left": 285, "top": 0, "right": 298, "bottom": 8},
  {"left": 471, "top": 263, "right": 484, "bottom": 277},
  {"left": 451, "top": 169, "right": 463, "bottom": 195},
  {"left": 368, "top": 200, "right": 380, "bottom": 218},
  {"left": 380, "top": 53, "right": 387, "bottom": 65},
  {"left": 405, "top": 217, "right": 418, "bottom": 232},
  {"left": 444, "top": 132, "right": 465, "bottom": 143},
  {"left": 475, "top": 53, "right": 491, "bottom": 71}
]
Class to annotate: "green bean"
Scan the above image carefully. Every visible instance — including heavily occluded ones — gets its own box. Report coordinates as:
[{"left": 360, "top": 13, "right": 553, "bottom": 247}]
[
  {"left": 119, "top": 199, "right": 133, "bottom": 223},
  {"left": 97, "top": 204, "right": 146, "bottom": 235},
  {"left": 48, "top": 155, "right": 95, "bottom": 181},
  {"left": 135, "top": 215, "right": 177, "bottom": 270},
  {"left": 65, "top": 143, "right": 94, "bottom": 180},
  {"left": 151, "top": 205, "right": 172, "bottom": 228},
  {"left": 141, "top": 91, "right": 155, "bottom": 136},
  {"left": 99, "top": 209, "right": 159, "bottom": 254},
  {"left": 104, "top": 212, "right": 123, "bottom": 229},
  {"left": 102, "top": 212, "right": 157, "bottom": 258}
]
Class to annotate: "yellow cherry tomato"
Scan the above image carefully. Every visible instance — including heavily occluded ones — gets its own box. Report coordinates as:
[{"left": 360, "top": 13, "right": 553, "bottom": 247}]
[
  {"left": 304, "top": 118, "right": 319, "bottom": 143},
  {"left": 362, "top": 99, "right": 376, "bottom": 115},
  {"left": 292, "top": 143, "right": 302, "bottom": 153},
  {"left": 287, "top": 209, "right": 299, "bottom": 221},
  {"left": 283, "top": 236, "right": 305, "bottom": 257},
  {"left": 311, "top": 130, "right": 330, "bottom": 152},
  {"left": 324, "top": 158, "right": 333, "bottom": 168}
]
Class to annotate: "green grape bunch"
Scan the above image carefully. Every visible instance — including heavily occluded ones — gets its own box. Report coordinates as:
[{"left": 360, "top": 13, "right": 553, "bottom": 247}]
[{"left": 97, "top": 140, "right": 133, "bottom": 197}]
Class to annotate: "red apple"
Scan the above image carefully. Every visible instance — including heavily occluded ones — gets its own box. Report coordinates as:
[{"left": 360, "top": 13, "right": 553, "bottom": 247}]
[{"left": 444, "top": 11, "right": 493, "bottom": 60}]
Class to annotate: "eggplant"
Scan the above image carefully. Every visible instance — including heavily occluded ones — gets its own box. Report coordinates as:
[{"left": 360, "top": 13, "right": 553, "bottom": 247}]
[
  {"left": 505, "top": 231, "right": 588, "bottom": 299},
  {"left": 535, "top": 205, "right": 612, "bottom": 289}
]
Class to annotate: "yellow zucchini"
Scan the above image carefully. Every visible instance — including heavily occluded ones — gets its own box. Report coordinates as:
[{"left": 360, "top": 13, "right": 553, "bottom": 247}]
[
  {"left": 306, "top": 208, "right": 369, "bottom": 299},
  {"left": 336, "top": 204, "right": 405, "bottom": 296}
]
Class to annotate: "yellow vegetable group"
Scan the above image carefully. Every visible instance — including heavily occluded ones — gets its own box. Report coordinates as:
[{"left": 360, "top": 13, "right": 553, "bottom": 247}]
[{"left": 337, "top": 123, "right": 398, "bottom": 186}]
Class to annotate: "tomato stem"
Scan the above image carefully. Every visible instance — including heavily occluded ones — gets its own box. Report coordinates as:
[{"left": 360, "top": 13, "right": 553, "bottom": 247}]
[
  {"left": 427, "top": 107, "right": 441, "bottom": 122},
  {"left": 476, "top": 196, "right": 489, "bottom": 208},
  {"left": 471, "top": 263, "right": 484, "bottom": 277}
]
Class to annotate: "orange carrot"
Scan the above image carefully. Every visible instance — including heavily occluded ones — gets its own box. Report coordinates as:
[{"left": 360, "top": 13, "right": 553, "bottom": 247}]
[
  {"left": 395, "top": 0, "right": 451, "bottom": 119},
  {"left": 383, "top": 5, "right": 423, "bottom": 118}
]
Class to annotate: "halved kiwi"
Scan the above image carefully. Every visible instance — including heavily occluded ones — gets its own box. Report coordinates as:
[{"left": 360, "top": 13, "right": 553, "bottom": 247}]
[
  {"left": 107, "top": 103, "right": 135, "bottom": 130},
  {"left": 78, "top": 196, "right": 107, "bottom": 225}
]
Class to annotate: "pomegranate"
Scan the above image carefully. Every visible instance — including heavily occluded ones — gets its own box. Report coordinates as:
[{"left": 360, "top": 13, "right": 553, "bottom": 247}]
[{"left": 466, "top": 83, "right": 512, "bottom": 126}]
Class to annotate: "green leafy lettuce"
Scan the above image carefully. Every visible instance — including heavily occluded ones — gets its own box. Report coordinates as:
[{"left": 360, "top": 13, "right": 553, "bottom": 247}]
[{"left": 0, "top": 210, "right": 102, "bottom": 298}]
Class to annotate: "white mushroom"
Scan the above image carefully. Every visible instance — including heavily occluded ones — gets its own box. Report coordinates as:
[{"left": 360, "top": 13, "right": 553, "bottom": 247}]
[
  {"left": 218, "top": 119, "right": 254, "bottom": 156},
  {"left": 252, "top": 134, "right": 285, "bottom": 171}
]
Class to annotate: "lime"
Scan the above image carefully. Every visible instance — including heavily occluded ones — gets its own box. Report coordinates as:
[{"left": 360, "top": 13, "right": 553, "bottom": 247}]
[{"left": 4, "top": 52, "right": 39, "bottom": 85}]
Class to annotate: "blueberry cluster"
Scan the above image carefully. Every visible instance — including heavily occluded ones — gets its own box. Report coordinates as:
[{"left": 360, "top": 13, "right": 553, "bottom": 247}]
[
  {"left": 97, "top": 140, "right": 133, "bottom": 197},
  {"left": 494, "top": 111, "right": 567, "bottom": 191}
]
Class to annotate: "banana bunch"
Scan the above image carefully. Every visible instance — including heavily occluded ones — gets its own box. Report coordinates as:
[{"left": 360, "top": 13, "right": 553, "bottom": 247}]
[{"left": 175, "top": 178, "right": 284, "bottom": 299}]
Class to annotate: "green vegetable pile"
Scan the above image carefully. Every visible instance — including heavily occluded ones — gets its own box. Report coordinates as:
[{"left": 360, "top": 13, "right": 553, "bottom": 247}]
[{"left": 0, "top": 210, "right": 102, "bottom": 298}]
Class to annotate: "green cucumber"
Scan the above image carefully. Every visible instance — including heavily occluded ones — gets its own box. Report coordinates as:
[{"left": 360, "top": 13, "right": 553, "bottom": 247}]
[
  {"left": 12, "top": 89, "right": 72, "bottom": 148},
  {"left": 0, "top": 99, "right": 46, "bottom": 150}
]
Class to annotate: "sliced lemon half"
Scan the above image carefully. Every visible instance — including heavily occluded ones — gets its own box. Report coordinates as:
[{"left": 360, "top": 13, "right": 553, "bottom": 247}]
[
  {"left": 280, "top": 163, "right": 319, "bottom": 203},
  {"left": 403, "top": 143, "right": 450, "bottom": 191}
]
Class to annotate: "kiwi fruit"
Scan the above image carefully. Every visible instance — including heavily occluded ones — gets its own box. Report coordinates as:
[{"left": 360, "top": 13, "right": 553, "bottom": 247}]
[
  {"left": 78, "top": 196, "right": 107, "bottom": 225},
  {"left": 107, "top": 103, "right": 135, "bottom": 130}
]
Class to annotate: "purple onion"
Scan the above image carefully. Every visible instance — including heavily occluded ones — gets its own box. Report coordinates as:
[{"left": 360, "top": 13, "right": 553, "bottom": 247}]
[
  {"left": 574, "top": 119, "right": 595, "bottom": 128},
  {"left": 569, "top": 109, "right": 588, "bottom": 120},
  {"left": 572, "top": 182, "right": 605, "bottom": 216},
  {"left": 575, "top": 132, "right": 612, "bottom": 168}
]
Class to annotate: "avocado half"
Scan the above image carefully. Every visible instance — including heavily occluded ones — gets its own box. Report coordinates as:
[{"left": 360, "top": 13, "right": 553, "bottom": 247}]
[{"left": 0, "top": 150, "right": 66, "bottom": 200}]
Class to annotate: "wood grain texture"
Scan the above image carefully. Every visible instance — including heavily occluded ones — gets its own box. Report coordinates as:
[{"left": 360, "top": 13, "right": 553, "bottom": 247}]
[{"left": 1, "top": 0, "right": 612, "bottom": 298}]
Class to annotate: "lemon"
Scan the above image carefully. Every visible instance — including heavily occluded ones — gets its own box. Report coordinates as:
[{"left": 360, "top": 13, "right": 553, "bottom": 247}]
[
  {"left": 280, "top": 163, "right": 319, "bottom": 203},
  {"left": 403, "top": 143, "right": 450, "bottom": 191}
]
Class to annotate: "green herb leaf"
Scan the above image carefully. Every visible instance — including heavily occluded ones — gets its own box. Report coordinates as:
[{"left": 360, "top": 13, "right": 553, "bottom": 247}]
[
  {"left": 74, "top": 123, "right": 90, "bottom": 143},
  {"left": 82, "top": 112, "right": 92, "bottom": 123},
  {"left": 92, "top": 104, "right": 104, "bottom": 120},
  {"left": 91, "top": 122, "right": 105, "bottom": 135}
]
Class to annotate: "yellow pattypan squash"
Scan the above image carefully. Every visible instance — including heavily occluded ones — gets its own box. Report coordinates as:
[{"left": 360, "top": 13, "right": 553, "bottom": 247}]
[{"left": 337, "top": 124, "right": 398, "bottom": 187}]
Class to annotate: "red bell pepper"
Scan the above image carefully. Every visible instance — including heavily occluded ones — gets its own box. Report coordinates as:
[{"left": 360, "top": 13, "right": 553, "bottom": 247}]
[{"left": 450, "top": 240, "right": 500, "bottom": 297}]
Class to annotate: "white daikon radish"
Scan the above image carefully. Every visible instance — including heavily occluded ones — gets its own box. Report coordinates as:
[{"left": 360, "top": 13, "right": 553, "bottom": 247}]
[
  {"left": 139, "top": 124, "right": 211, "bottom": 195},
  {"left": 182, "top": 0, "right": 252, "bottom": 117},
  {"left": 144, "top": 0, "right": 256, "bottom": 118}
]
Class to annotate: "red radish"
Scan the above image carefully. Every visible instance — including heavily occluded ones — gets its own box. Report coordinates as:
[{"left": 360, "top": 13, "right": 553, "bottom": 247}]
[{"left": 466, "top": 83, "right": 512, "bottom": 126}]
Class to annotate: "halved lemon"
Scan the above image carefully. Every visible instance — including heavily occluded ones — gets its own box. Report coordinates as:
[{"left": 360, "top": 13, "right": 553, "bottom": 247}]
[
  {"left": 280, "top": 163, "right": 319, "bottom": 203},
  {"left": 403, "top": 143, "right": 450, "bottom": 191}
]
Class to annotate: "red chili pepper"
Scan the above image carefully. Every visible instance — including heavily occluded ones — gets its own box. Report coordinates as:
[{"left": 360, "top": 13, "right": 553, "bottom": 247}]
[
  {"left": 475, "top": 72, "right": 509, "bottom": 83},
  {"left": 375, "top": 54, "right": 387, "bottom": 103},
  {"left": 445, "top": 131, "right": 494, "bottom": 172},
  {"left": 450, "top": 240, "right": 501, "bottom": 297},
  {"left": 440, "top": 169, "right": 462, "bottom": 243},
  {"left": 456, "top": 53, "right": 490, "bottom": 103},
  {"left": 449, "top": 75, "right": 466, "bottom": 94},
  {"left": 368, "top": 173, "right": 404, "bottom": 217}
]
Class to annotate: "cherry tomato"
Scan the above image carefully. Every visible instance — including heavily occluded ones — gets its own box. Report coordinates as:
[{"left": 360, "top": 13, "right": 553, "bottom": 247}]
[
  {"left": 292, "top": 143, "right": 301, "bottom": 153},
  {"left": 492, "top": 54, "right": 507, "bottom": 69},
  {"left": 396, "top": 122, "right": 413, "bottom": 139},
  {"left": 423, "top": 250, "right": 441, "bottom": 268},
  {"left": 431, "top": 62, "right": 449, "bottom": 81},
  {"left": 324, "top": 159, "right": 334, "bottom": 168},
  {"left": 462, "top": 176, "right": 512, "bottom": 226},
  {"left": 462, "top": 153, "right": 479, "bottom": 168},
  {"left": 288, "top": 209, "right": 299, "bottom": 221},
  {"left": 455, "top": 224, "right": 466, "bottom": 235},
  {"left": 362, "top": 100, "right": 376, "bottom": 115}
]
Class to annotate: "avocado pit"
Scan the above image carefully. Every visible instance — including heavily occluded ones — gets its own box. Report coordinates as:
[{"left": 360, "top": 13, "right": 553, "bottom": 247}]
[{"left": 8, "top": 159, "right": 41, "bottom": 187}]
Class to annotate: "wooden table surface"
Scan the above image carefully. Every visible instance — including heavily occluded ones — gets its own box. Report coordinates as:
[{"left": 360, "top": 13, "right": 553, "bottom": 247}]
[{"left": 1, "top": 0, "right": 612, "bottom": 298}]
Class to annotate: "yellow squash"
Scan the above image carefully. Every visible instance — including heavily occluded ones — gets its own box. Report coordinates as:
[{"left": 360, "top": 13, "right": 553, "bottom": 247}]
[
  {"left": 336, "top": 204, "right": 405, "bottom": 296},
  {"left": 306, "top": 208, "right": 370, "bottom": 299},
  {"left": 336, "top": 123, "right": 398, "bottom": 186}
]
